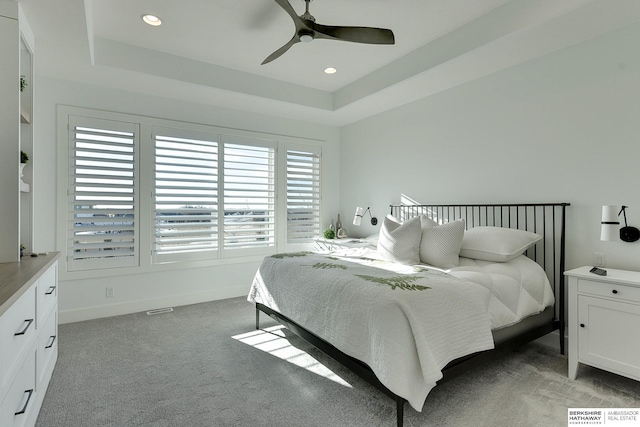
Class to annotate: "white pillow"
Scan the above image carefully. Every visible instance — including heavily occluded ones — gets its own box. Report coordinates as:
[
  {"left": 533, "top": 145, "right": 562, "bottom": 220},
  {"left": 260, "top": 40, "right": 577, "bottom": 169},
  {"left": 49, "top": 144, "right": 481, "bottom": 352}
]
[
  {"left": 377, "top": 215, "right": 421, "bottom": 265},
  {"left": 420, "top": 215, "right": 437, "bottom": 229},
  {"left": 459, "top": 227, "right": 542, "bottom": 262},
  {"left": 419, "top": 219, "right": 465, "bottom": 268}
]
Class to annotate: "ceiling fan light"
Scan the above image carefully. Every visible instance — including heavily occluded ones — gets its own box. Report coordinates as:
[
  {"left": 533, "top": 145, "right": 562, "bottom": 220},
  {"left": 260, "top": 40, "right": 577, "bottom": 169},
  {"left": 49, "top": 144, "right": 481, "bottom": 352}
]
[
  {"left": 142, "top": 14, "right": 162, "bottom": 26},
  {"left": 300, "top": 33, "right": 314, "bottom": 43}
]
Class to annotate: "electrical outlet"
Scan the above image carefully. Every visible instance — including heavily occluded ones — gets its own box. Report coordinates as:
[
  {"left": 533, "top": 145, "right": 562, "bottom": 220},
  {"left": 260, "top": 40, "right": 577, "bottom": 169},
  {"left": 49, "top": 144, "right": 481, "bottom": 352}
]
[
  {"left": 593, "top": 252, "right": 605, "bottom": 267},
  {"left": 106, "top": 287, "right": 114, "bottom": 298}
]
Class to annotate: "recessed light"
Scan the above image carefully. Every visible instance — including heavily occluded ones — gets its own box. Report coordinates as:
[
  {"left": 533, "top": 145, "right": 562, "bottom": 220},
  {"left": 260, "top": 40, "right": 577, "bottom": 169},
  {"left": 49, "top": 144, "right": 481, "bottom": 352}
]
[
  {"left": 142, "top": 14, "right": 162, "bottom": 26},
  {"left": 324, "top": 67, "right": 337, "bottom": 74}
]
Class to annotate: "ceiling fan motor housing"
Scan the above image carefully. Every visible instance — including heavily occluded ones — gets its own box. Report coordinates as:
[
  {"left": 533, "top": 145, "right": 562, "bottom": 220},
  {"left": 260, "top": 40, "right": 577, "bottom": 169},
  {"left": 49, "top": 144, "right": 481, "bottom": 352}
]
[{"left": 299, "top": 30, "right": 314, "bottom": 42}]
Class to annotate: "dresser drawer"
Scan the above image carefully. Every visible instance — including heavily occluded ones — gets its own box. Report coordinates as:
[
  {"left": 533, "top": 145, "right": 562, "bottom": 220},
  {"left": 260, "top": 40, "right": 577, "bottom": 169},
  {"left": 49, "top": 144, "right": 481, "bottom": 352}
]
[
  {"left": 578, "top": 279, "right": 640, "bottom": 303},
  {"left": 0, "top": 344, "right": 37, "bottom": 427},
  {"left": 37, "top": 308, "right": 58, "bottom": 385},
  {"left": 36, "top": 263, "right": 57, "bottom": 324},
  {"left": 1, "top": 286, "right": 36, "bottom": 390}
]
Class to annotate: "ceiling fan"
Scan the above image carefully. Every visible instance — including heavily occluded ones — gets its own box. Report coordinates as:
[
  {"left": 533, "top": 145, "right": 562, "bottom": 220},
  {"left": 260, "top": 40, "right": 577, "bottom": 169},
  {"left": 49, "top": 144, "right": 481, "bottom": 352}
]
[{"left": 262, "top": 0, "right": 395, "bottom": 65}]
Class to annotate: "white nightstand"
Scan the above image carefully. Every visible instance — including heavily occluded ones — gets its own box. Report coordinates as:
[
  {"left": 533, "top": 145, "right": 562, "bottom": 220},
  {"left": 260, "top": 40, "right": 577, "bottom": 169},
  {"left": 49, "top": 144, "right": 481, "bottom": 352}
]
[
  {"left": 565, "top": 266, "right": 640, "bottom": 382},
  {"left": 313, "top": 237, "right": 370, "bottom": 253}
]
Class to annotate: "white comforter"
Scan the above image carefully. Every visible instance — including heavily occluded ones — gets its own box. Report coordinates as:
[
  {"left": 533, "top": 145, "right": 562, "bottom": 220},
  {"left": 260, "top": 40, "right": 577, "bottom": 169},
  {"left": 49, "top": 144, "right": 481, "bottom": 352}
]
[
  {"left": 248, "top": 249, "right": 553, "bottom": 411},
  {"left": 324, "top": 246, "right": 555, "bottom": 330},
  {"left": 449, "top": 256, "right": 555, "bottom": 330}
]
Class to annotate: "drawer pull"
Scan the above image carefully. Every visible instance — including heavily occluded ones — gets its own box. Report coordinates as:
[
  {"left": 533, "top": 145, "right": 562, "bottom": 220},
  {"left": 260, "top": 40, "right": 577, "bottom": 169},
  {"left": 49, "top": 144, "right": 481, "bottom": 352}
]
[
  {"left": 14, "top": 318, "right": 34, "bottom": 336},
  {"left": 612, "top": 289, "right": 618, "bottom": 294},
  {"left": 14, "top": 389, "right": 34, "bottom": 416},
  {"left": 580, "top": 323, "right": 585, "bottom": 328},
  {"left": 45, "top": 335, "right": 57, "bottom": 349},
  {"left": 45, "top": 285, "right": 56, "bottom": 295}
]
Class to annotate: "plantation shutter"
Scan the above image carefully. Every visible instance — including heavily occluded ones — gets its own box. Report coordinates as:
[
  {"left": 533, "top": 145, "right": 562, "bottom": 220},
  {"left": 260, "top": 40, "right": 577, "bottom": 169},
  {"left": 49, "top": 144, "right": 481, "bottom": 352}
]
[
  {"left": 222, "top": 139, "right": 275, "bottom": 253},
  {"left": 286, "top": 147, "right": 321, "bottom": 243},
  {"left": 153, "top": 129, "right": 219, "bottom": 263},
  {"left": 67, "top": 116, "right": 138, "bottom": 271}
]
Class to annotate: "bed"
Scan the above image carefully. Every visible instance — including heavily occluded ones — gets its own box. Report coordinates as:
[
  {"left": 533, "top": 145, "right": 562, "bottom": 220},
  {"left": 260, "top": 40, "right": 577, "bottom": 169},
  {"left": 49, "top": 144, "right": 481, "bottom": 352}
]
[{"left": 248, "top": 203, "right": 569, "bottom": 426}]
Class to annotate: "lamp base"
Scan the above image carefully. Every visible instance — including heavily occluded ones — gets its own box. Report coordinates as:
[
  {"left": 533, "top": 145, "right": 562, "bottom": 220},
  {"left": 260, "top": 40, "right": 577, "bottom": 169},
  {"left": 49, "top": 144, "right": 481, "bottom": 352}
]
[{"left": 620, "top": 226, "right": 640, "bottom": 242}]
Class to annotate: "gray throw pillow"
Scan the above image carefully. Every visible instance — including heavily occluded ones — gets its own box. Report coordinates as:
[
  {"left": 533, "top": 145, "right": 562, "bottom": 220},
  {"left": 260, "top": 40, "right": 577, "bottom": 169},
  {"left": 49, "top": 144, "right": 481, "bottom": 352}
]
[{"left": 419, "top": 219, "right": 465, "bottom": 268}]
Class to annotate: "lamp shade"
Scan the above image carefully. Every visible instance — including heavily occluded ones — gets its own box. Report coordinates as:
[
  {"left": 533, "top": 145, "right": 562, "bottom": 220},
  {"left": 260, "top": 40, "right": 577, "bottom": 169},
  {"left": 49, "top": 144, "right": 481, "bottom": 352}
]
[
  {"left": 601, "top": 205, "right": 620, "bottom": 241},
  {"left": 353, "top": 207, "right": 364, "bottom": 226}
]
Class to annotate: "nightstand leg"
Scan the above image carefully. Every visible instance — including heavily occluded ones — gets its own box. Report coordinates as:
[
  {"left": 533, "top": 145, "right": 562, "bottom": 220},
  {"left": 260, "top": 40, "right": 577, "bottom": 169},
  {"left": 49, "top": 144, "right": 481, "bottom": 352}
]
[{"left": 568, "top": 359, "right": 579, "bottom": 380}]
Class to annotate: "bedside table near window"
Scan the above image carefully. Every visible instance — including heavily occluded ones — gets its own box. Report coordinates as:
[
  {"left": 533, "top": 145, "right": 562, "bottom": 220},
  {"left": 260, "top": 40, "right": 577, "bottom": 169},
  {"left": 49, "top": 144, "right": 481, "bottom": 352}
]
[
  {"left": 565, "top": 266, "right": 640, "bottom": 382},
  {"left": 313, "top": 238, "right": 370, "bottom": 253}
]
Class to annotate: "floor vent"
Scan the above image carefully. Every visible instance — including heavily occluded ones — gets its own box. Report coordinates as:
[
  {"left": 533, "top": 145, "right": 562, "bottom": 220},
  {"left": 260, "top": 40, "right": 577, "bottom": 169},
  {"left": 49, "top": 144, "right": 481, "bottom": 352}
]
[{"left": 146, "top": 307, "right": 174, "bottom": 316}]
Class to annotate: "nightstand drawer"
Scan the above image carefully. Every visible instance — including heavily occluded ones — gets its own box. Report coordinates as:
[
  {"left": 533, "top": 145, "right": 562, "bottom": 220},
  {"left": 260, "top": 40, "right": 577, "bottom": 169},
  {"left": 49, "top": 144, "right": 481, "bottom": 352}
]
[{"left": 578, "top": 279, "right": 640, "bottom": 303}]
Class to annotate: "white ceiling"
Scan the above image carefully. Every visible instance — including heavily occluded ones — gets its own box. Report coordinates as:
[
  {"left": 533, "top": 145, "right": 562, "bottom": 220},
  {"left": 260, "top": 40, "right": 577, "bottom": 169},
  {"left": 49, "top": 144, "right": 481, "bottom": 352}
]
[{"left": 18, "top": 0, "right": 640, "bottom": 126}]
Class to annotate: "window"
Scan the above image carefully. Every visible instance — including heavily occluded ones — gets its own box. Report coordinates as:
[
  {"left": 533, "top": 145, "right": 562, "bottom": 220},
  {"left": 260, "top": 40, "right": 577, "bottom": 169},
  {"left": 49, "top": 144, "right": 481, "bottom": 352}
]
[
  {"left": 153, "top": 129, "right": 219, "bottom": 263},
  {"left": 286, "top": 147, "right": 321, "bottom": 243},
  {"left": 67, "top": 116, "right": 138, "bottom": 271},
  {"left": 222, "top": 139, "right": 275, "bottom": 253},
  {"left": 60, "top": 107, "right": 323, "bottom": 275}
]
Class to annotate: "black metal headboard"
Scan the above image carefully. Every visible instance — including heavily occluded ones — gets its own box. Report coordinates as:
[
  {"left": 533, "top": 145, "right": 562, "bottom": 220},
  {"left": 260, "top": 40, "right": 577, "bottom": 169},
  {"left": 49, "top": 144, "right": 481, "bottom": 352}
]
[{"left": 390, "top": 203, "right": 570, "bottom": 335}]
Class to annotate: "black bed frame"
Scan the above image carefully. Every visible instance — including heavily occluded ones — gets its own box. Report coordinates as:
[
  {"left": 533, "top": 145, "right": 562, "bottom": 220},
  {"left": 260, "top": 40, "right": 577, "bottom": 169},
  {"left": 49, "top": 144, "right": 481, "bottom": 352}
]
[{"left": 255, "top": 202, "right": 570, "bottom": 426}]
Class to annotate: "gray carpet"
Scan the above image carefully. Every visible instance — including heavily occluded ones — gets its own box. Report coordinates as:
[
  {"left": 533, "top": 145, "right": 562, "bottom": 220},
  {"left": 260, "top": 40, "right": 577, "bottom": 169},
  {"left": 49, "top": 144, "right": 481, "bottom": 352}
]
[{"left": 37, "top": 297, "right": 640, "bottom": 426}]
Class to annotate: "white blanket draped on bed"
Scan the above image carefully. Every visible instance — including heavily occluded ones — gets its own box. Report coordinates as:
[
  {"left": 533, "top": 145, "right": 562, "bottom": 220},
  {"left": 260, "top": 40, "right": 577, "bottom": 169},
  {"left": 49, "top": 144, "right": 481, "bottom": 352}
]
[
  {"left": 449, "top": 256, "right": 555, "bottom": 330},
  {"left": 248, "top": 251, "right": 495, "bottom": 411}
]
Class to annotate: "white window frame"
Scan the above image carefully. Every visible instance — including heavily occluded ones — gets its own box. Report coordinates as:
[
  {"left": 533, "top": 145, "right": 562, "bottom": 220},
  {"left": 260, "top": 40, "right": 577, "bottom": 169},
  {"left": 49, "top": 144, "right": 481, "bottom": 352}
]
[
  {"left": 152, "top": 126, "right": 220, "bottom": 264},
  {"left": 220, "top": 135, "right": 277, "bottom": 258},
  {"left": 56, "top": 106, "right": 324, "bottom": 279},
  {"left": 64, "top": 115, "right": 140, "bottom": 272},
  {"left": 284, "top": 144, "right": 321, "bottom": 244}
]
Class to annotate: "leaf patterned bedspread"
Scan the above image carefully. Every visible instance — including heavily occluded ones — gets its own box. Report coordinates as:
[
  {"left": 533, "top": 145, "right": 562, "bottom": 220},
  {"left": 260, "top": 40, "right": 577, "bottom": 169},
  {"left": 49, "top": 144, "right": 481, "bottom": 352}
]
[{"left": 248, "top": 252, "right": 494, "bottom": 411}]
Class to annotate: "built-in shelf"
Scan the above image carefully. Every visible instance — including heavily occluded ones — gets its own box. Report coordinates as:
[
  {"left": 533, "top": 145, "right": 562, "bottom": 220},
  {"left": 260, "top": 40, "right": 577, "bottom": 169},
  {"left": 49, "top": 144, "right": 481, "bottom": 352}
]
[
  {"left": 20, "top": 107, "right": 31, "bottom": 124},
  {"left": 19, "top": 25, "right": 34, "bottom": 260}
]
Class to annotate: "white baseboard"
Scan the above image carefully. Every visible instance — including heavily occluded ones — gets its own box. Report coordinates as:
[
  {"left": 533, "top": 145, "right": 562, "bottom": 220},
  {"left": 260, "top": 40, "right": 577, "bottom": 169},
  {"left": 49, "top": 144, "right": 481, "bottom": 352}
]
[{"left": 59, "top": 284, "right": 247, "bottom": 324}]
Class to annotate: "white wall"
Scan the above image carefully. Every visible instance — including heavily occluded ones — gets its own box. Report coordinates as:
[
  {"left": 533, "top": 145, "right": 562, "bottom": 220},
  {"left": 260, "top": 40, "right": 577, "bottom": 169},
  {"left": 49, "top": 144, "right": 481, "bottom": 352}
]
[
  {"left": 0, "top": 4, "right": 20, "bottom": 263},
  {"left": 33, "top": 76, "right": 340, "bottom": 323},
  {"left": 340, "top": 22, "right": 640, "bottom": 273}
]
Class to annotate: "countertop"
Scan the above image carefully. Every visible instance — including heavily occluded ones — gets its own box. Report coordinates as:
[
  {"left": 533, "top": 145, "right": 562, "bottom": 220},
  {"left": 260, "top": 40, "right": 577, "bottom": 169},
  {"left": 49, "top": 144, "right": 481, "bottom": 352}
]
[{"left": 0, "top": 252, "right": 60, "bottom": 316}]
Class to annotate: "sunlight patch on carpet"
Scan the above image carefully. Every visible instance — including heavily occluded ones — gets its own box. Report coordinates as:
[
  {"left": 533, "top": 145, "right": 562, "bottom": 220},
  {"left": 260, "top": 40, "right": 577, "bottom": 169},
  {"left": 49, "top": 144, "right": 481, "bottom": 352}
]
[{"left": 233, "top": 325, "right": 352, "bottom": 388}]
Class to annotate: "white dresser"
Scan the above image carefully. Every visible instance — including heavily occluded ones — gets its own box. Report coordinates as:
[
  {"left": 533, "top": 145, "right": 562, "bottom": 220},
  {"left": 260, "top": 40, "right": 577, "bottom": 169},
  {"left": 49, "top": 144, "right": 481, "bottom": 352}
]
[
  {"left": 0, "top": 253, "right": 60, "bottom": 427},
  {"left": 565, "top": 266, "right": 640, "bottom": 382}
]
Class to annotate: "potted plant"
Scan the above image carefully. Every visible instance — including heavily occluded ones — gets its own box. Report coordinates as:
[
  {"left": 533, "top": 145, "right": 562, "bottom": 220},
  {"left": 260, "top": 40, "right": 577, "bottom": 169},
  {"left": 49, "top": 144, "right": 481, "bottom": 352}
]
[
  {"left": 20, "top": 75, "right": 27, "bottom": 92},
  {"left": 20, "top": 151, "right": 29, "bottom": 182},
  {"left": 20, "top": 244, "right": 25, "bottom": 258}
]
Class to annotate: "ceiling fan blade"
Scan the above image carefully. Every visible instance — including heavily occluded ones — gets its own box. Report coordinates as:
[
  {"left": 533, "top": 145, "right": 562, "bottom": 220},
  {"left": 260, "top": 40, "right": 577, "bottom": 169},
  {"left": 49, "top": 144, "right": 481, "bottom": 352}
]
[
  {"left": 261, "top": 0, "right": 395, "bottom": 64},
  {"left": 262, "top": 35, "right": 300, "bottom": 65},
  {"left": 310, "top": 23, "right": 395, "bottom": 45}
]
